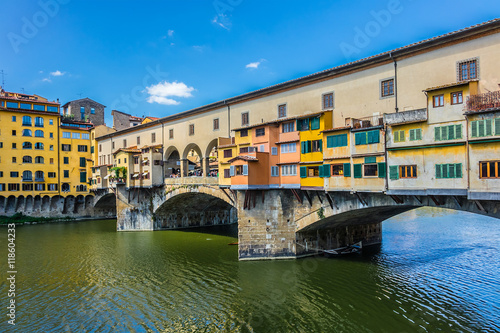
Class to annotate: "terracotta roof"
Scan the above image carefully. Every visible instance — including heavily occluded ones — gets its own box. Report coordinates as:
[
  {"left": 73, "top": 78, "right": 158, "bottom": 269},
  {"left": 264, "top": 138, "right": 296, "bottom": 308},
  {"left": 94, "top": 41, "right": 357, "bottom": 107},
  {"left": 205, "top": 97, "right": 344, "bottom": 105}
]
[
  {"left": 424, "top": 80, "right": 478, "bottom": 92},
  {"left": 276, "top": 161, "right": 300, "bottom": 165},
  {"left": 324, "top": 156, "right": 351, "bottom": 160},
  {"left": 145, "top": 116, "right": 159, "bottom": 121},
  {"left": 113, "top": 146, "right": 141, "bottom": 154},
  {"left": 129, "top": 116, "right": 143, "bottom": 121},
  {"left": 1, "top": 93, "right": 59, "bottom": 105},
  {"left": 141, "top": 143, "right": 163, "bottom": 149},
  {"left": 227, "top": 155, "right": 259, "bottom": 163},
  {"left": 218, "top": 144, "right": 237, "bottom": 148},
  {"left": 62, "top": 97, "right": 105, "bottom": 108},
  {"left": 322, "top": 126, "right": 351, "bottom": 133},
  {"left": 276, "top": 139, "right": 300, "bottom": 144},
  {"left": 295, "top": 111, "right": 326, "bottom": 120}
]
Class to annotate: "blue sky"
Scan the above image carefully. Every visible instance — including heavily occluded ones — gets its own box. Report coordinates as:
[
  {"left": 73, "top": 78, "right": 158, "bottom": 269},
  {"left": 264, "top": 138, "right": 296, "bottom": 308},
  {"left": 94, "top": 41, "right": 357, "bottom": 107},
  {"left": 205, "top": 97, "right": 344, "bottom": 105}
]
[{"left": 1, "top": 0, "right": 499, "bottom": 125}]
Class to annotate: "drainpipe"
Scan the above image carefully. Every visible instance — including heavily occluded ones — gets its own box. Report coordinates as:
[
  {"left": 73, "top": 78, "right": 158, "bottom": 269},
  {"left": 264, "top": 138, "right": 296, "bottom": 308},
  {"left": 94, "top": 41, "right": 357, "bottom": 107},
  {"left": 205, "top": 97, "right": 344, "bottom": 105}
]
[
  {"left": 224, "top": 100, "right": 231, "bottom": 138},
  {"left": 465, "top": 116, "right": 470, "bottom": 194},
  {"left": 390, "top": 52, "right": 399, "bottom": 113}
]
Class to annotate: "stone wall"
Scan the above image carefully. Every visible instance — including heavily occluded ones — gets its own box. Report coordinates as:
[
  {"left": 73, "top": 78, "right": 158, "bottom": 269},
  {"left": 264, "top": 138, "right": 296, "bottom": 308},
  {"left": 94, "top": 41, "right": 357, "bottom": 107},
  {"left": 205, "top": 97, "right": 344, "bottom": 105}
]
[
  {"left": 112, "top": 110, "right": 133, "bottom": 131},
  {"left": 67, "top": 98, "right": 105, "bottom": 126}
]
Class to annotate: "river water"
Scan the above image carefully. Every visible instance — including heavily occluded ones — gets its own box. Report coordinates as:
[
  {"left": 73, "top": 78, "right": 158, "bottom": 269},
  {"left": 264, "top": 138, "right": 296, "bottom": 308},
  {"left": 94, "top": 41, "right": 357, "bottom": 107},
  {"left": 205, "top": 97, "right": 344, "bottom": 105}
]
[{"left": 1, "top": 207, "right": 499, "bottom": 332}]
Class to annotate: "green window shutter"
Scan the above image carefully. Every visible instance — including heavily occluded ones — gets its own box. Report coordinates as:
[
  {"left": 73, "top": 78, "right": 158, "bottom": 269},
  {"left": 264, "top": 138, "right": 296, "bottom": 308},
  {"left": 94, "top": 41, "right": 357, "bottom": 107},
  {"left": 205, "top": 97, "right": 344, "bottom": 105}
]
[
  {"left": 448, "top": 164, "right": 455, "bottom": 178},
  {"left": 300, "top": 166, "right": 307, "bottom": 178},
  {"left": 416, "top": 129, "right": 422, "bottom": 140},
  {"left": 471, "top": 121, "right": 478, "bottom": 137},
  {"left": 341, "top": 134, "right": 348, "bottom": 146},
  {"left": 436, "top": 164, "right": 442, "bottom": 179},
  {"left": 455, "top": 124, "right": 462, "bottom": 139},
  {"left": 296, "top": 120, "right": 302, "bottom": 131},
  {"left": 378, "top": 162, "right": 386, "bottom": 178},
  {"left": 80, "top": 157, "right": 86, "bottom": 167},
  {"left": 365, "top": 156, "right": 376, "bottom": 164},
  {"left": 447, "top": 125, "right": 455, "bottom": 140},
  {"left": 319, "top": 165, "right": 324, "bottom": 178},
  {"left": 394, "top": 130, "right": 399, "bottom": 142},
  {"left": 389, "top": 166, "right": 399, "bottom": 180},
  {"left": 372, "top": 130, "right": 380, "bottom": 143},
  {"left": 355, "top": 132, "right": 366, "bottom": 145},
  {"left": 435, "top": 127, "right": 441, "bottom": 141},
  {"left": 354, "top": 164, "right": 362, "bottom": 178},
  {"left": 91, "top": 146, "right": 94, "bottom": 154},
  {"left": 400, "top": 130, "right": 405, "bottom": 142},
  {"left": 478, "top": 120, "right": 485, "bottom": 137},
  {"left": 301, "top": 141, "right": 306, "bottom": 154},
  {"left": 456, "top": 163, "right": 462, "bottom": 178},
  {"left": 319, "top": 139, "right": 322, "bottom": 152},
  {"left": 307, "top": 141, "right": 312, "bottom": 153},
  {"left": 323, "top": 164, "right": 331, "bottom": 177},
  {"left": 495, "top": 118, "right": 500, "bottom": 135},
  {"left": 80, "top": 172, "right": 87, "bottom": 183},
  {"left": 409, "top": 129, "right": 415, "bottom": 141},
  {"left": 343, "top": 163, "right": 351, "bottom": 177},
  {"left": 367, "top": 131, "right": 373, "bottom": 144},
  {"left": 311, "top": 117, "right": 320, "bottom": 130},
  {"left": 326, "top": 136, "right": 334, "bottom": 148},
  {"left": 485, "top": 119, "right": 493, "bottom": 136}
]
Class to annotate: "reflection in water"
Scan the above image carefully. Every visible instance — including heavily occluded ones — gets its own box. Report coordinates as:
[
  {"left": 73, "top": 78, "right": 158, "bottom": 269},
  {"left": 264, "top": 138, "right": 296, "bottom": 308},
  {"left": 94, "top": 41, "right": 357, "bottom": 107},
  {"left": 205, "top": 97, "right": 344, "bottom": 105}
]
[{"left": 0, "top": 207, "right": 499, "bottom": 332}]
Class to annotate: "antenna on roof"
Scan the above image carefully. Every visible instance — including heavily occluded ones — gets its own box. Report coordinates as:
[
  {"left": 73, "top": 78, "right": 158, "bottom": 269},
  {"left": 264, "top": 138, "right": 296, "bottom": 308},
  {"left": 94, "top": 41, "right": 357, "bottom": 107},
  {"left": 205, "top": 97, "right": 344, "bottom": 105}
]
[{"left": 0, "top": 70, "right": 5, "bottom": 88}]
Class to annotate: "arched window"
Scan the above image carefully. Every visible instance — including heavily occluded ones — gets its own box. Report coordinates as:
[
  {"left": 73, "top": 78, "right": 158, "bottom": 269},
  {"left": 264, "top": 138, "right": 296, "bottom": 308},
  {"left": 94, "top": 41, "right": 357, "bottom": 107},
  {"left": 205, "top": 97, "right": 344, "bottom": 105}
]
[
  {"left": 35, "top": 156, "right": 44, "bottom": 164},
  {"left": 34, "top": 142, "right": 44, "bottom": 150},
  {"left": 22, "top": 142, "right": 32, "bottom": 149},
  {"left": 61, "top": 183, "right": 70, "bottom": 192},
  {"left": 35, "top": 130, "right": 44, "bottom": 137},
  {"left": 22, "top": 129, "right": 32, "bottom": 137},
  {"left": 22, "top": 170, "right": 32, "bottom": 181},
  {"left": 35, "top": 117, "right": 44, "bottom": 127},
  {"left": 22, "top": 156, "right": 32, "bottom": 163},
  {"left": 22, "top": 116, "right": 32, "bottom": 126},
  {"left": 35, "top": 171, "right": 44, "bottom": 181}
]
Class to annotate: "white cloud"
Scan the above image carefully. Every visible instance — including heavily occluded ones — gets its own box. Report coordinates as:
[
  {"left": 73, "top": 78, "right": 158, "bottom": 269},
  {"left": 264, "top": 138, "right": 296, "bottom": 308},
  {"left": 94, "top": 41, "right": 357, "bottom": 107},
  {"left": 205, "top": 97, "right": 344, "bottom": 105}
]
[
  {"left": 168, "top": 29, "right": 174, "bottom": 37},
  {"left": 145, "top": 81, "right": 195, "bottom": 105},
  {"left": 246, "top": 59, "right": 266, "bottom": 69},
  {"left": 212, "top": 15, "right": 230, "bottom": 30},
  {"left": 42, "top": 78, "right": 51, "bottom": 82},
  {"left": 50, "top": 70, "right": 65, "bottom": 76}
]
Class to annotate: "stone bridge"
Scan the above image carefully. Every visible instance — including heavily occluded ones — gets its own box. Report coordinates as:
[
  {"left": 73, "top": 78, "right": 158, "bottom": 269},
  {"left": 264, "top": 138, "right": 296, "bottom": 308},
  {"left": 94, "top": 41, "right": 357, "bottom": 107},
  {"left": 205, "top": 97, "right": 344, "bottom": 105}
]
[{"left": 0, "top": 194, "right": 95, "bottom": 218}]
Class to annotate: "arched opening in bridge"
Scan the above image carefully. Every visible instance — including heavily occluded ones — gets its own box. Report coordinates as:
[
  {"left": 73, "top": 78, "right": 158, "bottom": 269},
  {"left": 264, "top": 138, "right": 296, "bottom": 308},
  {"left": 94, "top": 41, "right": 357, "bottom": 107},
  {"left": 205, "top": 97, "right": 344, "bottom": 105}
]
[
  {"left": 93, "top": 193, "right": 117, "bottom": 217},
  {"left": 205, "top": 138, "right": 219, "bottom": 178},
  {"left": 182, "top": 143, "right": 203, "bottom": 177},
  {"left": 164, "top": 146, "right": 180, "bottom": 178}
]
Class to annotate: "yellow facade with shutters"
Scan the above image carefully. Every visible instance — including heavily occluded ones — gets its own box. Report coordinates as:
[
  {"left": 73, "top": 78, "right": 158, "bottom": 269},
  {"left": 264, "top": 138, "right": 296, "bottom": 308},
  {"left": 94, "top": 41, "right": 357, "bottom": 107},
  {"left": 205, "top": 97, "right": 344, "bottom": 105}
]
[{"left": 218, "top": 129, "right": 252, "bottom": 186}]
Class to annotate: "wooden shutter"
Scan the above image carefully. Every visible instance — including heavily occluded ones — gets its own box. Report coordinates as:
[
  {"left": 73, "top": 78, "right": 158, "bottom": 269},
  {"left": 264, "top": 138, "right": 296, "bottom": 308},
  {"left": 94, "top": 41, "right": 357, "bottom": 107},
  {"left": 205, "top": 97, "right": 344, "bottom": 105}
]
[
  {"left": 394, "top": 130, "right": 400, "bottom": 142},
  {"left": 389, "top": 166, "right": 398, "bottom": 180},
  {"left": 378, "top": 162, "right": 386, "bottom": 178},
  {"left": 456, "top": 163, "right": 462, "bottom": 178},
  {"left": 319, "top": 139, "right": 322, "bottom": 152},
  {"left": 343, "top": 163, "right": 351, "bottom": 177},
  {"left": 371, "top": 130, "right": 380, "bottom": 143},
  {"left": 471, "top": 121, "right": 478, "bottom": 137},
  {"left": 323, "top": 164, "right": 331, "bottom": 177},
  {"left": 230, "top": 166, "right": 235, "bottom": 177},
  {"left": 435, "top": 127, "right": 441, "bottom": 141},
  {"left": 478, "top": 120, "right": 485, "bottom": 137},
  {"left": 80, "top": 172, "right": 87, "bottom": 183},
  {"left": 455, "top": 124, "right": 462, "bottom": 139},
  {"left": 300, "top": 166, "right": 307, "bottom": 178},
  {"left": 327, "top": 136, "right": 334, "bottom": 148},
  {"left": 354, "top": 164, "right": 362, "bottom": 178},
  {"left": 409, "top": 129, "right": 415, "bottom": 141},
  {"left": 355, "top": 132, "right": 366, "bottom": 145},
  {"left": 495, "top": 118, "right": 500, "bottom": 136},
  {"left": 416, "top": 129, "right": 422, "bottom": 140},
  {"left": 243, "top": 165, "right": 248, "bottom": 176},
  {"left": 448, "top": 164, "right": 456, "bottom": 178},
  {"left": 319, "top": 165, "right": 324, "bottom": 178},
  {"left": 301, "top": 141, "right": 306, "bottom": 154},
  {"left": 448, "top": 125, "right": 455, "bottom": 140},
  {"left": 436, "top": 164, "right": 442, "bottom": 179},
  {"left": 307, "top": 141, "right": 312, "bottom": 153},
  {"left": 341, "top": 134, "right": 348, "bottom": 146},
  {"left": 485, "top": 119, "right": 493, "bottom": 136}
]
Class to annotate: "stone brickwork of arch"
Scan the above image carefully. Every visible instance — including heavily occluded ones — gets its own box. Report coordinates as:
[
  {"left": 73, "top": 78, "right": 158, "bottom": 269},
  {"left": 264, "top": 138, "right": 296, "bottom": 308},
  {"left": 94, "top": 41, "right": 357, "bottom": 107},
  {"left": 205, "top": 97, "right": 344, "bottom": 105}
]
[
  {"left": 154, "top": 185, "right": 235, "bottom": 213},
  {"left": 182, "top": 143, "right": 203, "bottom": 160}
]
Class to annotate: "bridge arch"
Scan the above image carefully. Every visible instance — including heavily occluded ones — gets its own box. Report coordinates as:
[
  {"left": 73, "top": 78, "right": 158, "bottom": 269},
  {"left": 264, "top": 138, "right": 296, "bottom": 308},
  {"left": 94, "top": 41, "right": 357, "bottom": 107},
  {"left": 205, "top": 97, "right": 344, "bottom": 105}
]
[
  {"left": 164, "top": 145, "right": 181, "bottom": 177},
  {"left": 204, "top": 138, "right": 218, "bottom": 158},
  {"left": 93, "top": 192, "right": 117, "bottom": 217},
  {"left": 182, "top": 143, "right": 203, "bottom": 160}
]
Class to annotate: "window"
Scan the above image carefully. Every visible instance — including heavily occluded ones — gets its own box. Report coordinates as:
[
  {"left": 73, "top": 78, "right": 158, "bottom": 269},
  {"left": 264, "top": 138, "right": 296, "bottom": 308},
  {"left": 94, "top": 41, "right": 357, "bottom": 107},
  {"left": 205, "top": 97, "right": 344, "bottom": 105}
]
[
  {"left": 22, "top": 142, "right": 31, "bottom": 149},
  {"left": 20, "top": 103, "right": 31, "bottom": 110},
  {"left": 213, "top": 118, "right": 219, "bottom": 130},
  {"left": 78, "top": 145, "right": 88, "bottom": 152},
  {"left": 49, "top": 132, "right": 53, "bottom": 138},
  {"left": 471, "top": 119, "right": 496, "bottom": 138},
  {"left": 7, "top": 102, "right": 18, "bottom": 109},
  {"left": 240, "top": 129, "right": 248, "bottom": 137},
  {"left": 399, "top": 165, "right": 417, "bottom": 178},
  {"left": 381, "top": 78, "right": 394, "bottom": 97},
  {"left": 308, "top": 166, "right": 319, "bottom": 177},
  {"left": 451, "top": 91, "right": 463, "bottom": 105},
  {"left": 35, "top": 171, "right": 44, "bottom": 181},
  {"left": 433, "top": 95, "right": 444, "bottom": 107},
  {"left": 48, "top": 172, "right": 56, "bottom": 178},
  {"left": 22, "top": 156, "right": 32, "bottom": 163},
  {"left": 151, "top": 133, "right": 156, "bottom": 143},
  {"left": 234, "top": 165, "right": 245, "bottom": 176},
  {"left": 480, "top": 161, "right": 500, "bottom": 179},
  {"left": 80, "top": 171, "right": 87, "bottom": 183},
  {"left": 255, "top": 128, "right": 265, "bottom": 137},
  {"left": 62, "top": 132, "right": 71, "bottom": 138},
  {"left": 22, "top": 129, "right": 32, "bottom": 137},
  {"left": 35, "top": 130, "right": 44, "bottom": 137},
  {"left": 282, "top": 122, "right": 294, "bottom": 133},
  {"left": 281, "top": 165, "right": 297, "bottom": 176},
  {"left": 278, "top": 104, "right": 287, "bottom": 118},
  {"left": 271, "top": 166, "right": 279, "bottom": 177},
  {"left": 22, "top": 116, "right": 32, "bottom": 126},
  {"left": 12, "top": 130, "right": 16, "bottom": 136},
  {"left": 123, "top": 139, "right": 127, "bottom": 147},
  {"left": 48, "top": 184, "right": 58, "bottom": 191},
  {"left": 12, "top": 116, "right": 16, "bottom": 122},
  {"left": 301, "top": 140, "right": 322, "bottom": 153},
  {"left": 64, "top": 170, "right": 69, "bottom": 178},
  {"left": 49, "top": 119, "right": 53, "bottom": 125},
  {"left": 393, "top": 130, "right": 405, "bottom": 142},
  {"left": 91, "top": 108, "right": 95, "bottom": 114},
  {"left": 259, "top": 145, "right": 264, "bottom": 152},
  {"left": 112, "top": 142, "right": 115, "bottom": 149},
  {"left": 22, "top": 184, "right": 33, "bottom": 191},
  {"left": 458, "top": 59, "right": 478, "bottom": 81},
  {"left": 271, "top": 147, "right": 278, "bottom": 155},
  {"left": 62, "top": 144, "right": 71, "bottom": 151},
  {"left": 35, "top": 184, "right": 45, "bottom": 191},
  {"left": 80, "top": 106, "right": 85, "bottom": 115},
  {"left": 22, "top": 170, "right": 32, "bottom": 181},
  {"left": 35, "top": 156, "right": 44, "bottom": 164},
  {"left": 326, "top": 134, "right": 347, "bottom": 148},
  {"left": 169, "top": 129, "right": 174, "bottom": 139},
  {"left": 50, "top": 145, "right": 54, "bottom": 151},
  {"left": 241, "top": 112, "right": 249, "bottom": 126},
  {"left": 332, "top": 164, "right": 344, "bottom": 176},
  {"left": 354, "top": 162, "right": 386, "bottom": 178},
  {"left": 409, "top": 129, "right": 422, "bottom": 141},
  {"left": 72, "top": 133, "right": 80, "bottom": 139},
  {"left": 223, "top": 149, "right": 232, "bottom": 158},
  {"left": 189, "top": 124, "right": 194, "bottom": 136},
  {"left": 12, "top": 157, "right": 16, "bottom": 163},
  {"left": 8, "top": 184, "right": 20, "bottom": 191},
  {"left": 99, "top": 144, "right": 102, "bottom": 152},
  {"left": 34, "top": 142, "right": 44, "bottom": 150},
  {"left": 64, "top": 157, "right": 69, "bottom": 164},
  {"left": 0, "top": 184, "right": 4, "bottom": 191},
  {"left": 137, "top": 136, "right": 140, "bottom": 145},
  {"left": 61, "top": 183, "right": 70, "bottom": 192},
  {"left": 310, "top": 117, "right": 320, "bottom": 130},
  {"left": 363, "top": 164, "right": 378, "bottom": 177},
  {"left": 224, "top": 169, "right": 231, "bottom": 178},
  {"left": 91, "top": 146, "right": 94, "bottom": 154},
  {"left": 436, "top": 163, "right": 462, "bottom": 179},
  {"left": 280, "top": 143, "right": 296, "bottom": 153},
  {"left": 355, "top": 130, "right": 380, "bottom": 145},
  {"left": 35, "top": 117, "right": 44, "bottom": 127},
  {"left": 50, "top": 158, "right": 54, "bottom": 164},
  {"left": 323, "top": 92, "right": 334, "bottom": 110},
  {"left": 435, "top": 125, "right": 462, "bottom": 141},
  {"left": 311, "top": 140, "right": 322, "bottom": 152},
  {"left": 11, "top": 172, "right": 19, "bottom": 178},
  {"left": 82, "top": 133, "right": 89, "bottom": 140}
]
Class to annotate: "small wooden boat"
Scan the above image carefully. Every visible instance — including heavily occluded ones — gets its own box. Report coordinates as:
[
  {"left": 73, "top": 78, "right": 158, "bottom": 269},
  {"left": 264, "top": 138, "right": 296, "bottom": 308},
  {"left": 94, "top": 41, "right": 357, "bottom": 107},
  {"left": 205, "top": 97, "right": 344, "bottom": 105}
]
[
  {"left": 228, "top": 242, "right": 238, "bottom": 246},
  {"left": 323, "top": 241, "right": 362, "bottom": 256}
]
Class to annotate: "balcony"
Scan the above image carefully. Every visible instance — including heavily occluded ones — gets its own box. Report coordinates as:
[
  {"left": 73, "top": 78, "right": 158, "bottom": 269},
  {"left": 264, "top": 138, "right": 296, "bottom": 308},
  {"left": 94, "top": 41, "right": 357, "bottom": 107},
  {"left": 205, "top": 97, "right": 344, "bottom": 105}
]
[
  {"left": 466, "top": 91, "right": 500, "bottom": 113},
  {"left": 384, "top": 108, "right": 427, "bottom": 125},
  {"left": 348, "top": 115, "right": 384, "bottom": 129}
]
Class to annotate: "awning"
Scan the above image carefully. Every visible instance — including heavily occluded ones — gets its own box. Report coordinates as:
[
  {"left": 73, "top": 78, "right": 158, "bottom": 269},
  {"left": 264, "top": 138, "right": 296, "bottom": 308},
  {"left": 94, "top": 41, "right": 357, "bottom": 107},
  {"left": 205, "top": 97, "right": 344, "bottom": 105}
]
[
  {"left": 103, "top": 175, "right": 110, "bottom": 179},
  {"left": 142, "top": 172, "right": 148, "bottom": 176},
  {"left": 132, "top": 173, "right": 140, "bottom": 178}
]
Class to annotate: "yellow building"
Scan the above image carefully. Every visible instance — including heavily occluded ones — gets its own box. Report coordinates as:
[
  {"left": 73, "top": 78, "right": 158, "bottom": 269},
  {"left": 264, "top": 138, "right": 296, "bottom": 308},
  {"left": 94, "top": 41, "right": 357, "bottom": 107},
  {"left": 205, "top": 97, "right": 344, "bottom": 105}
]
[
  {"left": 323, "top": 127, "right": 352, "bottom": 191},
  {"left": 0, "top": 90, "right": 61, "bottom": 197}
]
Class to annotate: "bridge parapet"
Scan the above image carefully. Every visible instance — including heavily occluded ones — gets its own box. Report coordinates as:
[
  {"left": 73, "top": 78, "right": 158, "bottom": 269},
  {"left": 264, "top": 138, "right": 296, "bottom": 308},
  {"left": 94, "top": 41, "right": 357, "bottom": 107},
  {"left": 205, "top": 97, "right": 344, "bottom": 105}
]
[{"left": 164, "top": 176, "right": 218, "bottom": 186}]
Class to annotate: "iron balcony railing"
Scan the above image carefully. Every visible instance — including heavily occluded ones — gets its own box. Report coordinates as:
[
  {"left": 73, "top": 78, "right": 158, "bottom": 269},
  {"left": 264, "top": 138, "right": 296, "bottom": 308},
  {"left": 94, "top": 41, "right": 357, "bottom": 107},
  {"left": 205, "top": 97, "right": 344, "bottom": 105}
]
[{"left": 466, "top": 90, "right": 500, "bottom": 112}]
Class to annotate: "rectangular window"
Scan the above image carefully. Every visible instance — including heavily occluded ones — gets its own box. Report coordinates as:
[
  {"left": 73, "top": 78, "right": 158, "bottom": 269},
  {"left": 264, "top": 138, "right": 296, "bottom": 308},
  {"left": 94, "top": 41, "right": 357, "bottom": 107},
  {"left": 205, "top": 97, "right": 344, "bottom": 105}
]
[
  {"left": 223, "top": 149, "right": 232, "bottom": 158},
  {"left": 63, "top": 132, "right": 71, "bottom": 140},
  {"left": 458, "top": 59, "right": 478, "bottom": 81},
  {"left": 307, "top": 166, "right": 319, "bottom": 177},
  {"left": 12, "top": 130, "right": 16, "bottom": 136},
  {"left": 80, "top": 106, "right": 85, "bottom": 114},
  {"left": 326, "top": 134, "right": 348, "bottom": 148},
  {"left": 8, "top": 184, "right": 20, "bottom": 191},
  {"left": 282, "top": 122, "right": 294, "bottom": 133},
  {"left": 12, "top": 157, "right": 16, "bottom": 163},
  {"left": 123, "top": 139, "right": 127, "bottom": 147},
  {"left": 280, "top": 143, "right": 296, "bottom": 153},
  {"left": 8, "top": 102, "right": 19, "bottom": 109},
  {"left": 451, "top": 91, "right": 463, "bottom": 105},
  {"left": 479, "top": 161, "right": 499, "bottom": 179},
  {"left": 471, "top": 119, "right": 494, "bottom": 138},
  {"left": 355, "top": 130, "right": 380, "bottom": 145},
  {"left": 12, "top": 116, "right": 16, "bottom": 122},
  {"left": 82, "top": 133, "right": 89, "bottom": 140},
  {"left": 213, "top": 118, "right": 219, "bottom": 130},
  {"left": 393, "top": 130, "right": 405, "bottom": 142},
  {"left": 241, "top": 112, "right": 249, "bottom": 126},
  {"left": 134, "top": 157, "right": 139, "bottom": 164},
  {"left": 255, "top": 128, "right": 265, "bottom": 137},
  {"left": 80, "top": 157, "right": 86, "bottom": 167},
  {"left": 240, "top": 147, "right": 248, "bottom": 153},
  {"left": 62, "top": 144, "right": 71, "bottom": 151},
  {"left": 224, "top": 169, "right": 230, "bottom": 178},
  {"left": 271, "top": 147, "right": 278, "bottom": 155},
  {"left": 435, "top": 163, "right": 462, "bottom": 179},
  {"left": 12, "top": 143, "right": 16, "bottom": 149},
  {"left": 281, "top": 165, "right": 297, "bottom": 176},
  {"left": 381, "top": 79, "right": 394, "bottom": 97},
  {"left": 91, "top": 108, "right": 95, "bottom": 114},
  {"left": 80, "top": 172, "right": 87, "bottom": 183},
  {"left": 240, "top": 129, "right": 248, "bottom": 137},
  {"left": 409, "top": 128, "right": 422, "bottom": 141},
  {"left": 78, "top": 145, "right": 88, "bottom": 152},
  {"left": 399, "top": 165, "right": 417, "bottom": 178},
  {"left": 278, "top": 104, "right": 287, "bottom": 118},
  {"left": 151, "top": 133, "right": 156, "bottom": 143},
  {"left": 137, "top": 136, "right": 140, "bottom": 145},
  {"left": 99, "top": 144, "right": 102, "bottom": 152},
  {"left": 64, "top": 170, "right": 69, "bottom": 178},
  {"left": 311, "top": 140, "right": 322, "bottom": 152},
  {"left": 323, "top": 92, "right": 334, "bottom": 109},
  {"left": 48, "top": 184, "right": 58, "bottom": 191},
  {"left": 64, "top": 157, "right": 69, "bottom": 164},
  {"left": 189, "top": 124, "right": 195, "bottom": 136},
  {"left": 35, "top": 184, "right": 45, "bottom": 191},
  {"left": 50, "top": 132, "right": 53, "bottom": 138},
  {"left": 259, "top": 145, "right": 264, "bottom": 152},
  {"left": 169, "top": 129, "right": 174, "bottom": 139},
  {"left": 271, "top": 166, "right": 279, "bottom": 177},
  {"left": 331, "top": 164, "right": 344, "bottom": 176},
  {"left": 50, "top": 158, "right": 54, "bottom": 164},
  {"left": 363, "top": 164, "right": 378, "bottom": 177},
  {"left": 310, "top": 117, "right": 320, "bottom": 130},
  {"left": 434, "top": 125, "right": 462, "bottom": 141},
  {"left": 433, "top": 95, "right": 444, "bottom": 107},
  {"left": 72, "top": 133, "right": 80, "bottom": 139},
  {"left": 48, "top": 172, "right": 56, "bottom": 178},
  {"left": 10, "top": 172, "right": 19, "bottom": 178},
  {"left": 297, "top": 118, "right": 309, "bottom": 131}
]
